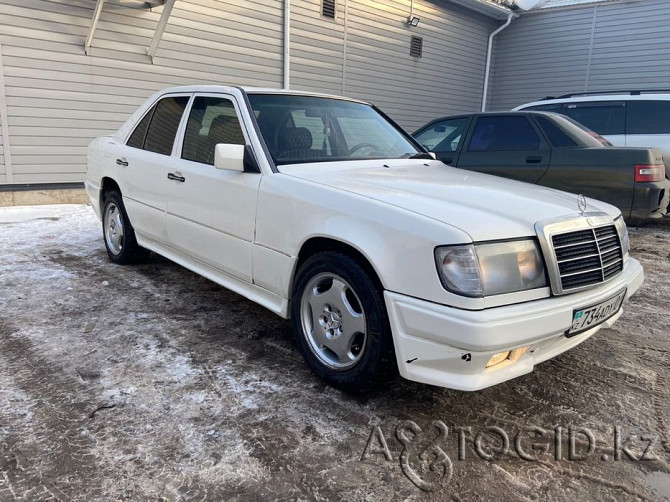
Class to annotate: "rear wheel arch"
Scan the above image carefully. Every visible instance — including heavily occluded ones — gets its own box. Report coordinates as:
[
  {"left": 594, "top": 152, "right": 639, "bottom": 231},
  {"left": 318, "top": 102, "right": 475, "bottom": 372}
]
[{"left": 100, "top": 177, "right": 121, "bottom": 206}]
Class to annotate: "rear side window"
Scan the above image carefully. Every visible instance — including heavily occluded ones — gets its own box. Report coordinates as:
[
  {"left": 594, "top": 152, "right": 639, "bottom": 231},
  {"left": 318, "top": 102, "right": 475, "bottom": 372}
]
[
  {"left": 627, "top": 100, "right": 670, "bottom": 134},
  {"left": 182, "top": 96, "right": 245, "bottom": 165},
  {"left": 143, "top": 96, "right": 189, "bottom": 155},
  {"left": 561, "top": 102, "right": 625, "bottom": 135},
  {"left": 536, "top": 116, "right": 577, "bottom": 147},
  {"left": 468, "top": 116, "right": 541, "bottom": 151}
]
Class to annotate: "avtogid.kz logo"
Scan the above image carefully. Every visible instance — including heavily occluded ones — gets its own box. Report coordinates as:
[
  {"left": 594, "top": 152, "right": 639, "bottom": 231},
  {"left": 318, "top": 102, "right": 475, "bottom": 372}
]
[{"left": 361, "top": 421, "right": 662, "bottom": 492}]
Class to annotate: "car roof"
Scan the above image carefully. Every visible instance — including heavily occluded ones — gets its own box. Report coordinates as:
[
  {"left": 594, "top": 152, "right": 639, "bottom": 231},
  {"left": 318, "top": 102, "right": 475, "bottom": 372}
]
[
  {"left": 515, "top": 93, "right": 670, "bottom": 110},
  {"left": 155, "top": 85, "right": 369, "bottom": 104},
  {"left": 415, "top": 111, "right": 561, "bottom": 131}
]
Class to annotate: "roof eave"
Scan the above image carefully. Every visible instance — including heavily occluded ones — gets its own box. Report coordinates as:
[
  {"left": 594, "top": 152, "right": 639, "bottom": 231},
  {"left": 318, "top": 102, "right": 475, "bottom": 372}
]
[{"left": 449, "top": 0, "right": 514, "bottom": 20}]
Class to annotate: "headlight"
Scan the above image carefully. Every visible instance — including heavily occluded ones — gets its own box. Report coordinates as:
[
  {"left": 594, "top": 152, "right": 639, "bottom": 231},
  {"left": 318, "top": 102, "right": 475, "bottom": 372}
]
[
  {"left": 435, "top": 240, "right": 547, "bottom": 297},
  {"left": 614, "top": 216, "right": 630, "bottom": 261}
]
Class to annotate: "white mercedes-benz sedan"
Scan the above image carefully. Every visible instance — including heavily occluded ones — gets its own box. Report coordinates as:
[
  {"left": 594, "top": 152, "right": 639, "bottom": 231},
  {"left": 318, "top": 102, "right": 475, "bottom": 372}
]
[{"left": 85, "top": 86, "right": 644, "bottom": 392}]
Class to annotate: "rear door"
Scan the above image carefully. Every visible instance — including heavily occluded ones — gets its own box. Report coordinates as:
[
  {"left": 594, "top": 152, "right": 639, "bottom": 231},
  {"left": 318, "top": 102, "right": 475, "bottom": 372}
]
[
  {"left": 560, "top": 101, "right": 626, "bottom": 146},
  {"left": 456, "top": 115, "right": 550, "bottom": 183},
  {"left": 413, "top": 117, "right": 471, "bottom": 165},
  {"left": 120, "top": 94, "right": 190, "bottom": 243}
]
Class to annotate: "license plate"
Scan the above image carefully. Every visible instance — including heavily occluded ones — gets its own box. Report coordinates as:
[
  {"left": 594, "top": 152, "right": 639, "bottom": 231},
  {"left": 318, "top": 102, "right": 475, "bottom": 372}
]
[{"left": 568, "top": 289, "right": 627, "bottom": 337}]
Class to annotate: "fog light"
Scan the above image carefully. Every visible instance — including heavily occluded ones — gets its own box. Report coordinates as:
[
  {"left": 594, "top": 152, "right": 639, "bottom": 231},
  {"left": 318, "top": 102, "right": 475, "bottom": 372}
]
[
  {"left": 486, "top": 346, "right": 531, "bottom": 369},
  {"left": 486, "top": 351, "right": 510, "bottom": 368}
]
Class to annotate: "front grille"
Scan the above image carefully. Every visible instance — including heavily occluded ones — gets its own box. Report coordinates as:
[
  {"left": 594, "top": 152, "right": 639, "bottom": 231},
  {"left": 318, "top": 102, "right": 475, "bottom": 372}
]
[{"left": 551, "top": 224, "right": 623, "bottom": 291}]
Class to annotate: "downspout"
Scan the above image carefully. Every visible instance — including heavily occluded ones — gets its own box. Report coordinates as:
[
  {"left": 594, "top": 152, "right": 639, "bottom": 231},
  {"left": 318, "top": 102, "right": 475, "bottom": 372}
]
[
  {"left": 481, "top": 11, "right": 514, "bottom": 112},
  {"left": 283, "top": 0, "right": 290, "bottom": 89}
]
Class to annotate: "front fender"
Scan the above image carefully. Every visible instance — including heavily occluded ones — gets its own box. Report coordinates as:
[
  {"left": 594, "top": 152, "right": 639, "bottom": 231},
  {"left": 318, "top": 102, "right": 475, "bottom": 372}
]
[{"left": 254, "top": 174, "right": 486, "bottom": 309}]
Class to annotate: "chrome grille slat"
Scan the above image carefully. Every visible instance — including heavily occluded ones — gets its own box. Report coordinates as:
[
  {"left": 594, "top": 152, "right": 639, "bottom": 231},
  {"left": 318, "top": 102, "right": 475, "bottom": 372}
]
[{"left": 550, "top": 224, "right": 623, "bottom": 291}]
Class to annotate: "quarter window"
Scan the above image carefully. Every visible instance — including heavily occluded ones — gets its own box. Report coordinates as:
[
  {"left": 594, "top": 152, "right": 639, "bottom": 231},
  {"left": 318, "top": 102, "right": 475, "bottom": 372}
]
[
  {"left": 182, "top": 96, "right": 245, "bottom": 165},
  {"left": 127, "top": 106, "right": 154, "bottom": 149},
  {"left": 143, "top": 96, "right": 189, "bottom": 155},
  {"left": 468, "top": 116, "right": 541, "bottom": 151},
  {"left": 560, "top": 102, "right": 625, "bottom": 135},
  {"left": 626, "top": 100, "right": 670, "bottom": 134}
]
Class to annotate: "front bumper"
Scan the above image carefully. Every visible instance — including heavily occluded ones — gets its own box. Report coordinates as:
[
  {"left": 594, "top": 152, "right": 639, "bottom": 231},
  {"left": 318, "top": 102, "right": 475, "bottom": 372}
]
[{"left": 385, "top": 258, "right": 644, "bottom": 391}]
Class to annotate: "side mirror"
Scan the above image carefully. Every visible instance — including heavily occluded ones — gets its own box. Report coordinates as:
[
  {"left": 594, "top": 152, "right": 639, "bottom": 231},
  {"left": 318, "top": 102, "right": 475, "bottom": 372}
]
[
  {"left": 214, "top": 143, "right": 245, "bottom": 171},
  {"left": 428, "top": 152, "right": 436, "bottom": 160}
]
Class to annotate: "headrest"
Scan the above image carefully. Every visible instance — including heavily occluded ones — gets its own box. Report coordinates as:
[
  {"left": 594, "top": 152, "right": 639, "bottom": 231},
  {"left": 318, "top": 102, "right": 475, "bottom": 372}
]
[
  {"left": 278, "top": 127, "right": 312, "bottom": 151},
  {"left": 209, "top": 115, "right": 245, "bottom": 144}
]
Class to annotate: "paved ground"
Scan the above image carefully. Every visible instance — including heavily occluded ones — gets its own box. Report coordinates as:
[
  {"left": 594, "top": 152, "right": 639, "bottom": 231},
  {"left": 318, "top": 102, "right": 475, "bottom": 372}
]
[{"left": 0, "top": 204, "right": 668, "bottom": 501}]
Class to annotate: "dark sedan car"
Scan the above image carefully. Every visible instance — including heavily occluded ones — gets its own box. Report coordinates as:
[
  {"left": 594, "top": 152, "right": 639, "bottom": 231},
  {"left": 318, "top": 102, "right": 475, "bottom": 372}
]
[{"left": 413, "top": 111, "right": 670, "bottom": 223}]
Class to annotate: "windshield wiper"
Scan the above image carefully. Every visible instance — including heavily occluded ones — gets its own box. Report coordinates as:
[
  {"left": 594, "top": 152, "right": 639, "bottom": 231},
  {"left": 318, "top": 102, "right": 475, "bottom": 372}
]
[{"left": 403, "top": 152, "right": 434, "bottom": 160}]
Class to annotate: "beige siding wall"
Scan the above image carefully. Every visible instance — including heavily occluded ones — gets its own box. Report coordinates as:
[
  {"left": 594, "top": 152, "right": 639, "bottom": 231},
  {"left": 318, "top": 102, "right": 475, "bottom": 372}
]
[
  {"left": 0, "top": 0, "right": 497, "bottom": 185},
  {"left": 0, "top": 0, "right": 283, "bottom": 185},
  {"left": 289, "top": 0, "right": 497, "bottom": 132}
]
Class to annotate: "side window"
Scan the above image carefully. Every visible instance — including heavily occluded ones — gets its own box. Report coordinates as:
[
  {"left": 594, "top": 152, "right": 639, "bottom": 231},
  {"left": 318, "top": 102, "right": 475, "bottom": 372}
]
[
  {"left": 536, "top": 116, "right": 577, "bottom": 147},
  {"left": 127, "top": 106, "right": 155, "bottom": 149},
  {"left": 182, "top": 96, "right": 245, "bottom": 165},
  {"left": 560, "top": 102, "right": 625, "bottom": 135},
  {"left": 627, "top": 100, "right": 670, "bottom": 134},
  {"left": 468, "top": 116, "right": 541, "bottom": 151},
  {"left": 143, "top": 96, "right": 189, "bottom": 155},
  {"left": 414, "top": 118, "right": 469, "bottom": 152}
]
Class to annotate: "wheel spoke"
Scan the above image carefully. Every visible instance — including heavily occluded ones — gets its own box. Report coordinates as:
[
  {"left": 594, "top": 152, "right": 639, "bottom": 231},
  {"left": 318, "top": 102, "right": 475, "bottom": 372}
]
[
  {"left": 114, "top": 211, "right": 124, "bottom": 232},
  {"left": 340, "top": 290, "right": 366, "bottom": 335},
  {"left": 306, "top": 299, "right": 329, "bottom": 348},
  {"left": 324, "top": 332, "right": 356, "bottom": 364}
]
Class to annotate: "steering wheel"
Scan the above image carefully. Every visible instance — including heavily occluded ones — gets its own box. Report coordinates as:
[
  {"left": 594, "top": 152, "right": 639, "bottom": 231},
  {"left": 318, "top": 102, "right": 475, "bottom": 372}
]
[{"left": 349, "top": 142, "right": 380, "bottom": 155}]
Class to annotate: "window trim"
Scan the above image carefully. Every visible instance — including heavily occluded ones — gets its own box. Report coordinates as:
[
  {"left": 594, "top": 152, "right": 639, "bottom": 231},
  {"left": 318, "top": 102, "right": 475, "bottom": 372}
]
[{"left": 174, "top": 92, "right": 253, "bottom": 166}]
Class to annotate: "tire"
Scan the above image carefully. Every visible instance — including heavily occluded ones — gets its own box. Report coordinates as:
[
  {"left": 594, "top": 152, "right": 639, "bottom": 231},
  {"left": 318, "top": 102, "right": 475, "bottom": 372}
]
[
  {"left": 101, "top": 190, "right": 147, "bottom": 264},
  {"left": 291, "top": 251, "right": 395, "bottom": 392}
]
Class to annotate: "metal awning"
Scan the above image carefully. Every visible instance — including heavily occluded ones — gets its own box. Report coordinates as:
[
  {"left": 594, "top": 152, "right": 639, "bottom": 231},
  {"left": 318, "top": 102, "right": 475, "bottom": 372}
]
[{"left": 84, "top": 0, "right": 174, "bottom": 62}]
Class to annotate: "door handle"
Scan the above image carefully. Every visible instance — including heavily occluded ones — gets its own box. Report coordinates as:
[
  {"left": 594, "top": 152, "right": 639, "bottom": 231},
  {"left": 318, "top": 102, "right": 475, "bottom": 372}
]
[
  {"left": 526, "top": 155, "right": 542, "bottom": 164},
  {"left": 167, "top": 172, "right": 186, "bottom": 182},
  {"left": 116, "top": 159, "right": 128, "bottom": 166}
]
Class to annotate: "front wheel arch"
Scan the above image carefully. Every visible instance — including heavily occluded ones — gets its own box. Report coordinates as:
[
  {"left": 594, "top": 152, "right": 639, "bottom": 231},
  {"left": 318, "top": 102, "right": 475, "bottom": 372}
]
[{"left": 292, "top": 237, "right": 385, "bottom": 299}]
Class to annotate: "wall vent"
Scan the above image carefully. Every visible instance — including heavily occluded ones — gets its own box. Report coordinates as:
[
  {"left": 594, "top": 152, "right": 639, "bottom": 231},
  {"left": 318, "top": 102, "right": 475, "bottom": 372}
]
[
  {"left": 410, "top": 36, "right": 423, "bottom": 58},
  {"left": 322, "top": 0, "right": 336, "bottom": 18}
]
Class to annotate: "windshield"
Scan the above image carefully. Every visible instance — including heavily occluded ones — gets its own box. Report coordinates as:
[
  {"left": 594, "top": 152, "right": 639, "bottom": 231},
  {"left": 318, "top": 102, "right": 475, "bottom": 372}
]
[{"left": 246, "top": 94, "right": 422, "bottom": 166}]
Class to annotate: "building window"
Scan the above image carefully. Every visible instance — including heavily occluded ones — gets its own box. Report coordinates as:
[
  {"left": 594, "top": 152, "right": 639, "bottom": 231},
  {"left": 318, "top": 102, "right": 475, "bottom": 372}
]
[
  {"left": 410, "top": 36, "right": 423, "bottom": 58},
  {"left": 322, "top": 0, "right": 336, "bottom": 19}
]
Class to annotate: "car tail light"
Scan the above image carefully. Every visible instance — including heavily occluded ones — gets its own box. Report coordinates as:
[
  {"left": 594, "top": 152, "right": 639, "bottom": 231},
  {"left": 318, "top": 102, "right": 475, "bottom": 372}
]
[{"left": 635, "top": 164, "right": 665, "bottom": 182}]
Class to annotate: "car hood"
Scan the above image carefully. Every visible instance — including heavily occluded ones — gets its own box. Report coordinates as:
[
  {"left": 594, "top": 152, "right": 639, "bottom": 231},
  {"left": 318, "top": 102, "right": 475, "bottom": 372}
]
[{"left": 279, "top": 160, "right": 619, "bottom": 241}]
